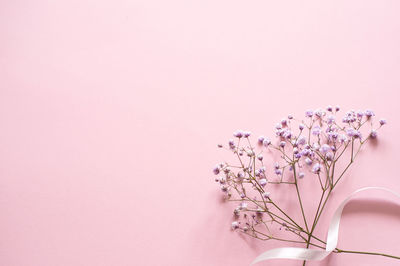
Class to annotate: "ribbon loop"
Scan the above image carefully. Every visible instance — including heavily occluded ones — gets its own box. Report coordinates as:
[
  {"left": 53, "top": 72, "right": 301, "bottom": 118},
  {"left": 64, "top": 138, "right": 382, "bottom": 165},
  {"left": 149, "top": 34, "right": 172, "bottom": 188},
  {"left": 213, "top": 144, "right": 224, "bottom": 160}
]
[{"left": 251, "top": 187, "right": 400, "bottom": 265}]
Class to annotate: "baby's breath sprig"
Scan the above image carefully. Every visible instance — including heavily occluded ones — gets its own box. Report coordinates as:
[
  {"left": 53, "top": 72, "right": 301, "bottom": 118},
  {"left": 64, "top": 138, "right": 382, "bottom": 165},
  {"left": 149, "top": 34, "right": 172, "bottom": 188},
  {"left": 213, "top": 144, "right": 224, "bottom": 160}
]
[{"left": 213, "top": 107, "right": 398, "bottom": 265}]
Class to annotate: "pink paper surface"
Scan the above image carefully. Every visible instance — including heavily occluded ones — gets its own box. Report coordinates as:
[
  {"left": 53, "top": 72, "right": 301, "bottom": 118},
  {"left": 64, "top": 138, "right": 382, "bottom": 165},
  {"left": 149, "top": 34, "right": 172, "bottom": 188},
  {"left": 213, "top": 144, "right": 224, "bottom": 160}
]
[{"left": 1, "top": 0, "right": 400, "bottom": 265}]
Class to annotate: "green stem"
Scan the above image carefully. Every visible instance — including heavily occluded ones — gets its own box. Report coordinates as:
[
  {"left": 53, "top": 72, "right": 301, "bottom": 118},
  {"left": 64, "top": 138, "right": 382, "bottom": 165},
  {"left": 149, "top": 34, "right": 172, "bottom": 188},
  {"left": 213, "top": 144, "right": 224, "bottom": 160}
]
[{"left": 335, "top": 249, "right": 400, "bottom": 260}]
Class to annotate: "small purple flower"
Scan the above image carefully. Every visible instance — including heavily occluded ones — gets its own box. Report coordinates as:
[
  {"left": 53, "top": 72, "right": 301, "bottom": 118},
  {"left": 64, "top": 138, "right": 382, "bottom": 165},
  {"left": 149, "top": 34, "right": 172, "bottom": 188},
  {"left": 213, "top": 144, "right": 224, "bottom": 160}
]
[
  {"left": 228, "top": 139, "right": 235, "bottom": 148},
  {"left": 356, "top": 110, "right": 364, "bottom": 119},
  {"left": 346, "top": 128, "right": 358, "bottom": 137},
  {"left": 258, "top": 136, "right": 265, "bottom": 144},
  {"left": 299, "top": 124, "right": 305, "bottom": 131},
  {"left": 314, "top": 109, "right": 325, "bottom": 118},
  {"left": 246, "top": 150, "right": 255, "bottom": 157},
  {"left": 304, "top": 157, "right": 313, "bottom": 165},
  {"left": 297, "top": 136, "right": 306, "bottom": 145},
  {"left": 263, "top": 138, "right": 271, "bottom": 147},
  {"left": 312, "top": 163, "right": 321, "bottom": 174},
  {"left": 335, "top": 106, "right": 340, "bottom": 112},
  {"left": 365, "top": 109, "right": 375, "bottom": 118},
  {"left": 326, "top": 152, "right": 334, "bottom": 161},
  {"left": 301, "top": 148, "right": 312, "bottom": 157},
  {"left": 370, "top": 130, "right": 378, "bottom": 138},
  {"left": 313, "top": 143, "right": 320, "bottom": 150},
  {"left": 379, "top": 119, "right": 387, "bottom": 126},
  {"left": 221, "top": 185, "right": 228, "bottom": 192},
  {"left": 275, "top": 169, "right": 283, "bottom": 175},
  {"left": 327, "top": 115, "right": 335, "bottom": 124},
  {"left": 233, "top": 130, "right": 243, "bottom": 138},
  {"left": 288, "top": 114, "right": 293, "bottom": 119},
  {"left": 283, "top": 130, "right": 292, "bottom": 139},
  {"left": 342, "top": 111, "right": 357, "bottom": 123},
  {"left": 305, "top": 110, "right": 314, "bottom": 117},
  {"left": 279, "top": 141, "right": 286, "bottom": 148},
  {"left": 312, "top": 126, "right": 322, "bottom": 136},
  {"left": 327, "top": 105, "right": 333, "bottom": 112},
  {"left": 257, "top": 154, "right": 263, "bottom": 161},
  {"left": 244, "top": 131, "right": 251, "bottom": 138},
  {"left": 262, "top": 192, "right": 270, "bottom": 199},
  {"left": 213, "top": 166, "right": 220, "bottom": 175},
  {"left": 319, "top": 144, "right": 330, "bottom": 154},
  {"left": 281, "top": 119, "right": 288, "bottom": 127},
  {"left": 339, "top": 134, "right": 348, "bottom": 143},
  {"left": 223, "top": 167, "right": 231, "bottom": 174},
  {"left": 217, "top": 144, "right": 223, "bottom": 148},
  {"left": 298, "top": 172, "right": 305, "bottom": 179},
  {"left": 259, "top": 178, "right": 268, "bottom": 187},
  {"left": 328, "top": 132, "right": 338, "bottom": 140},
  {"left": 231, "top": 221, "right": 240, "bottom": 230},
  {"left": 346, "top": 128, "right": 362, "bottom": 139},
  {"left": 239, "top": 202, "right": 248, "bottom": 210}
]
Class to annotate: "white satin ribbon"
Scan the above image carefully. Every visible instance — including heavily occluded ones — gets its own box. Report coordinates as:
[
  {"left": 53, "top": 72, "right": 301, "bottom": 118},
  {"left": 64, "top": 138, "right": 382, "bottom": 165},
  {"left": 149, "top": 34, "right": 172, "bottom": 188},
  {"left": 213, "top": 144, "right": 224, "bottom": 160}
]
[{"left": 251, "top": 187, "right": 400, "bottom": 265}]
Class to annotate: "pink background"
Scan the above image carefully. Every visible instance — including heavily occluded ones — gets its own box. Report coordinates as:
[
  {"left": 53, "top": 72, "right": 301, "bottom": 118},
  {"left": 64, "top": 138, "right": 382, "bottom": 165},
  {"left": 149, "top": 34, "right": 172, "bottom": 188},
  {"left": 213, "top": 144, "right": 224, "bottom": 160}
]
[{"left": 1, "top": 0, "right": 400, "bottom": 265}]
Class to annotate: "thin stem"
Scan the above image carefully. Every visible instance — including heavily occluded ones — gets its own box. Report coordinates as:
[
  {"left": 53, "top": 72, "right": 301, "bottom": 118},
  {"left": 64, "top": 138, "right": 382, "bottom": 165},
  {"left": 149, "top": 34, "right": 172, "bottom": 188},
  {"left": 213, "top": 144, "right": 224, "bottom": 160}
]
[
  {"left": 335, "top": 249, "right": 400, "bottom": 260},
  {"left": 269, "top": 200, "right": 305, "bottom": 231},
  {"left": 293, "top": 163, "right": 310, "bottom": 232}
]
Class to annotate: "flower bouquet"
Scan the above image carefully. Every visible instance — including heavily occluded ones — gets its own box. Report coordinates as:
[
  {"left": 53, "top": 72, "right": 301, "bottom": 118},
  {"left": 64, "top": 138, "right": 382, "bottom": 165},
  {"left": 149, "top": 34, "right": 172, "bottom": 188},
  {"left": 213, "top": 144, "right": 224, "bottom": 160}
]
[{"left": 213, "top": 106, "right": 398, "bottom": 265}]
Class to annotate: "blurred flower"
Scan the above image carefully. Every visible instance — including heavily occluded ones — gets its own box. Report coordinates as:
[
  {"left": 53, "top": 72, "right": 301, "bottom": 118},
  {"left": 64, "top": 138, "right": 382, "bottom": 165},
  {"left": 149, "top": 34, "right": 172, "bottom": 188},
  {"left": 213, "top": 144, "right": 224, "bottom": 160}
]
[
  {"left": 312, "top": 126, "right": 322, "bottom": 135},
  {"left": 319, "top": 144, "right": 331, "bottom": 154},
  {"left": 231, "top": 221, "right": 239, "bottom": 230},
  {"left": 259, "top": 178, "right": 268, "bottom": 187},
  {"left": 365, "top": 110, "right": 375, "bottom": 118},
  {"left": 279, "top": 141, "right": 286, "bottom": 148},
  {"left": 312, "top": 163, "right": 321, "bottom": 174},
  {"left": 233, "top": 130, "right": 243, "bottom": 138},
  {"left": 263, "top": 138, "right": 271, "bottom": 147},
  {"left": 262, "top": 192, "right": 270, "bottom": 199},
  {"left": 213, "top": 166, "right": 220, "bottom": 175},
  {"left": 327, "top": 115, "right": 335, "bottom": 124}
]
